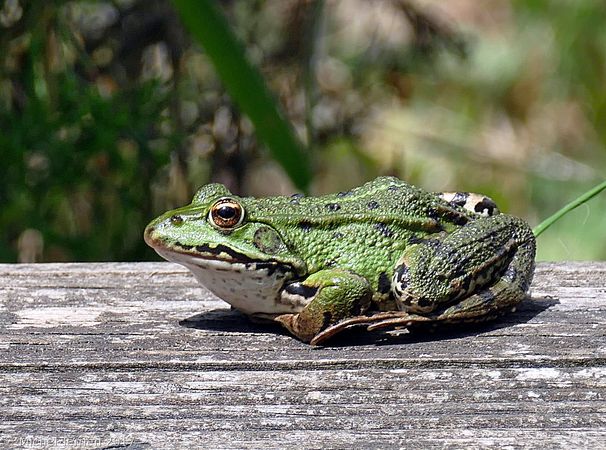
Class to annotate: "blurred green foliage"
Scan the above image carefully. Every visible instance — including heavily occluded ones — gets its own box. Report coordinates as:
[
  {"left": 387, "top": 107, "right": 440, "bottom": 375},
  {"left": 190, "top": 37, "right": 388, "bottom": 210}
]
[
  {"left": 1, "top": 0, "right": 181, "bottom": 261},
  {"left": 1, "top": 75, "right": 171, "bottom": 261},
  {"left": 1, "top": 0, "right": 605, "bottom": 262}
]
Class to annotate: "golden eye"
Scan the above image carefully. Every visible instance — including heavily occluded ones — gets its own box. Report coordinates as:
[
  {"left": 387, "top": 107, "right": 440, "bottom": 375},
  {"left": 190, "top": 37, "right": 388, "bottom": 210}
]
[{"left": 209, "top": 198, "right": 244, "bottom": 230}]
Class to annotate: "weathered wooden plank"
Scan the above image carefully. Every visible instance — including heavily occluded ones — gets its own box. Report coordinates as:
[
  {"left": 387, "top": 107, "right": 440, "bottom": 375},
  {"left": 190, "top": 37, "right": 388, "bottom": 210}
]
[{"left": 0, "top": 262, "right": 605, "bottom": 449}]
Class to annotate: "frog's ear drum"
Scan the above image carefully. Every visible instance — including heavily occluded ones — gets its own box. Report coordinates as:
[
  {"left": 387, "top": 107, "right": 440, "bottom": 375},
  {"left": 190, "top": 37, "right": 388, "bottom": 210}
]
[{"left": 209, "top": 198, "right": 245, "bottom": 230}]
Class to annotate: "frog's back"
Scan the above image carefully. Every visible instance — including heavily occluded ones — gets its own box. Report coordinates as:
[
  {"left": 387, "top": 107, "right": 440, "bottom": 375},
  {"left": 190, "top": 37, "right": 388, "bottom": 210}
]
[{"left": 245, "top": 176, "right": 472, "bottom": 229}]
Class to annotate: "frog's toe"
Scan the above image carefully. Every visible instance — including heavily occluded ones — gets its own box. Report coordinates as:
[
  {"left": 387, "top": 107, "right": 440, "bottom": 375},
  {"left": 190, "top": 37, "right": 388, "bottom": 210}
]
[
  {"left": 309, "top": 311, "right": 431, "bottom": 345},
  {"left": 274, "top": 312, "right": 321, "bottom": 344},
  {"left": 309, "top": 315, "right": 378, "bottom": 345},
  {"left": 365, "top": 313, "right": 431, "bottom": 331}
]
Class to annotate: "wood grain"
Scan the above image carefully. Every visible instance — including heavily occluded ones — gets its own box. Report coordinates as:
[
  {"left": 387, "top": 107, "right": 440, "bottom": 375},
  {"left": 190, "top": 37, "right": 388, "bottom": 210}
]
[{"left": 1, "top": 262, "right": 605, "bottom": 449}]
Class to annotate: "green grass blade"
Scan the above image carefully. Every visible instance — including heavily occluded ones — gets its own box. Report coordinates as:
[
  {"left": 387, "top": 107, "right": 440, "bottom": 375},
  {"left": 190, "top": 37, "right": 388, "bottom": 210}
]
[
  {"left": 533, "top": 180, "right": 606, "bottom": 237},
  {"left": 172, "top": 0, "right": 311, "bottom": 191}
]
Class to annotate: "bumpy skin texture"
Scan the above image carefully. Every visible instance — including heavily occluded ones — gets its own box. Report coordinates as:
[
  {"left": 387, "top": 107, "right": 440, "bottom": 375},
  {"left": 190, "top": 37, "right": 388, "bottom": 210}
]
[{"left": 144, "top": 177, "right": 536, "bottom": 345}]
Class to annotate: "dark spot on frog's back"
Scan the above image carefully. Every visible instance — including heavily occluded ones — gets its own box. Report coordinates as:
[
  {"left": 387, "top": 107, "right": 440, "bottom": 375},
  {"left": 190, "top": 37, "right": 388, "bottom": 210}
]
[
  {"left": 290, "top": 193, "right": 305, "bottom": 204},
  {"left": 408, "top": 235, "right": 423, "bottom": 245},
  {"left": 325, "top": 203, "right": 341, "bottom": 212},
  {"left": 170, "top": 214, "right": 183, "bottom": 225},
  {"left": 374, "top": 223, "right": 394, "bottom": 238},
  {"left": 337, "top": 191, "right": 352, "bottom": 197},
  {"left": 443, "top": 210, "right": 469, "bottom": 226},
  {"left": 474, "top": 197, "right": 497, "bottom": 216},
  {"left": 299, "top": 221, "right": 313, "bottom": 232},
  {"left": 450, "top": 192, "right": 469, "bottom": 207},
  {"left": 429, "top": 205, "right": 468, "bottom": 226},
  {"left": 367, "top": 200, "right": 380, "bottom": 210},
  {"left": 426, "top": 208, "right": 439, "bottom": 220}
]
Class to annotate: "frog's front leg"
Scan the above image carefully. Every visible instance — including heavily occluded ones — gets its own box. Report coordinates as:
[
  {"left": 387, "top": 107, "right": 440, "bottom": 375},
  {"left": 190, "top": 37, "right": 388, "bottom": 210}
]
[
  {"left": 274, "top": 269, "right": 372, "bottom": 343},
  {"left": 392, "top": 213, "right": 535, "bottom": 320}
]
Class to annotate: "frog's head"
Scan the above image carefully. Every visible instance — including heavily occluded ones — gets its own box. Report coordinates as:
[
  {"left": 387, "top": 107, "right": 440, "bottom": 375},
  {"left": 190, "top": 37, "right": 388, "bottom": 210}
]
[{"left": 144, "top": 184, "right": 306, "bottom": 315}]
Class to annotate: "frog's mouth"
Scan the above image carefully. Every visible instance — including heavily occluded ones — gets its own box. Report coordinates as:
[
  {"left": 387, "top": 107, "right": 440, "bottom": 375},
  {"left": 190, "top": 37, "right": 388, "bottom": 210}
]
[
  {"left": 145, "top": 231, "right": 301, "bottom": 316},
  {"left": 146, "top": 234, "right": 294, "bottom": 275}
]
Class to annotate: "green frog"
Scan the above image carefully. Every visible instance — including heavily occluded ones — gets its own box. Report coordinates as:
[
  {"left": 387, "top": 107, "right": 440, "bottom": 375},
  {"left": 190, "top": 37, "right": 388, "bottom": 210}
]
[{"left": 144, "top": 177, "right": 535, "bottom": 345}]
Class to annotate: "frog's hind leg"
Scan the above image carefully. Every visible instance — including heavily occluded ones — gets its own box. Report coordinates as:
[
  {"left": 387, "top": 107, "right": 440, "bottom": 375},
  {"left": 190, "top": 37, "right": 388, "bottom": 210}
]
[
  {"left": 391, "top": 214, "right": 536, "bottom": 326},
  {"left": 309, "top": 310, "right": 431, "bottom": 345},
  {"left": 436, "top": 192, "right": 499, "bottom": 217},
  {"left": 312, "top": 215, "right": 536, "bottom": 345},
  {"left": 367, "top": 277, "right": 530, "bottom": 332}
]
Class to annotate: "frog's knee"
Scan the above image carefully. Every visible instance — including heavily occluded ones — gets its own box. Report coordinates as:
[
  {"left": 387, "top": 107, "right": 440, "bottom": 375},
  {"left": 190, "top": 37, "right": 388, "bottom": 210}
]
[{"left": 436, "top": 192, "right": 499, "bottom": 217}]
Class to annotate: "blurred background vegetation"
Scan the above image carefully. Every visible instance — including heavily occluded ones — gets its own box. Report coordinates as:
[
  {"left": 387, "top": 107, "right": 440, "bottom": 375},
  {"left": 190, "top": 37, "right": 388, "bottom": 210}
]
[{"left": 1, "top": 0, "right": 605, "bottom": 263}]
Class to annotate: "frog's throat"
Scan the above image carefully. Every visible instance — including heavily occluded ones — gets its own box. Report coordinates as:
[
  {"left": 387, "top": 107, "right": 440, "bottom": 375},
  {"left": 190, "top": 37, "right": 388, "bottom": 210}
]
[{"left": 153, "top": 247, "right": 303, "bottom": 316}]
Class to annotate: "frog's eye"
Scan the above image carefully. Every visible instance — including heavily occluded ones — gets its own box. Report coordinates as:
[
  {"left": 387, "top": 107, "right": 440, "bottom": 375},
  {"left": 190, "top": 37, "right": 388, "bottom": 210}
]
[{"left": 209, "top": 198, "right": 245, "bottom": 230}]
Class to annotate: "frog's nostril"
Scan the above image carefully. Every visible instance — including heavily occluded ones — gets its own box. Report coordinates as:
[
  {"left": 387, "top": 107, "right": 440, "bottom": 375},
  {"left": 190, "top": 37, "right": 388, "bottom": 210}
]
[{"left": 170, "top": 214, "right": 184, "bottom": 225}]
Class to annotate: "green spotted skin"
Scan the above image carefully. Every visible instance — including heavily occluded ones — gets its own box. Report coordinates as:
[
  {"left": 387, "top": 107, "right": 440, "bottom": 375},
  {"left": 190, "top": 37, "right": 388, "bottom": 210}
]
[{"left": 144, "top": 176, "right": 536, "bottom": 345}]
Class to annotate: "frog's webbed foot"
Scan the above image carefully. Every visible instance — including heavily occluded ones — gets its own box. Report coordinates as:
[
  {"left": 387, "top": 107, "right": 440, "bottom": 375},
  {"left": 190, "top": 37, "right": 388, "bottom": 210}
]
[{"left": 310, "top": 311, "right": 431, "bottom": 346}]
